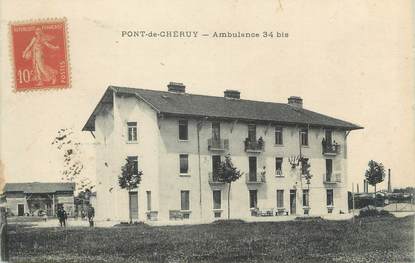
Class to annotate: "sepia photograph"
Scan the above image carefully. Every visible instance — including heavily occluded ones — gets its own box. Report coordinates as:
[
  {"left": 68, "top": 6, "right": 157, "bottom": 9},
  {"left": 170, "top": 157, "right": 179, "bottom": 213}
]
[{"left": 0, "top": 0, "right": 413, "bottom": 262}]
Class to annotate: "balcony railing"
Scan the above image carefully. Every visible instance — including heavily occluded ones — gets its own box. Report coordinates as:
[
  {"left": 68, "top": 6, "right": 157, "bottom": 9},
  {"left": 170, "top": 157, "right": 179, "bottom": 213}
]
[
  {"left": 246, "top": 173, "right": 266, "bottom": 184},
  {"left": 208, "top": 172, "right": 225, "bottom": 185},
  {"left": 208, "top": 138, "right": 229, "bottom": 151},
  {"left": 322, "top": 143, "right": 341, "bottom": 155},
  {"left": 323, "top": 173, "right": 341, "bottom": 184},
  {"left": 244, "top": 139, "right": 265, "bottom": 153}
]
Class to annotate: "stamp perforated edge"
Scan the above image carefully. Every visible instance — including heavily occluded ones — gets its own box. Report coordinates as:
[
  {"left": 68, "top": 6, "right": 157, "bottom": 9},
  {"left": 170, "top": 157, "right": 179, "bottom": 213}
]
[{"left": 9, "top": 17, "right": 72, "bottom": 93}]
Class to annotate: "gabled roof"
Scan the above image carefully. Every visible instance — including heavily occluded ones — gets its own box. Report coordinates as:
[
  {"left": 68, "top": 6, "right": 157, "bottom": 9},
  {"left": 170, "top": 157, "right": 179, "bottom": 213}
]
[
  {"left": 82, "top": 86, "right": 363, "bottom": 131},
  {"left": 4, "top": 182, "right": 75, "bottom": 194}
]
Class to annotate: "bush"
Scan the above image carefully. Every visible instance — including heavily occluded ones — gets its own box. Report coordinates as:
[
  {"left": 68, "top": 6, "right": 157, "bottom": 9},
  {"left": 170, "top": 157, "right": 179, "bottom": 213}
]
[
  {"left": 114, "top": 221, "right": 148, "bottom": 227},
  {"left": 358, "top": 207, "right": 393, "bottom": 218},
  {"left": 212, "top": 219, "right": 245, "bottom": 224}
]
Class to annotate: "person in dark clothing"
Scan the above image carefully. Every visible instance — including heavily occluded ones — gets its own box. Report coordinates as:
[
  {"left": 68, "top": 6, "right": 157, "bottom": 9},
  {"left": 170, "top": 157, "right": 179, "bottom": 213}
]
[
  {"left": 87, "top": 206, "right": 95, "bottom": 227},
  {"left": 57, "top": 207, "right": 67, "bottom": 227}
]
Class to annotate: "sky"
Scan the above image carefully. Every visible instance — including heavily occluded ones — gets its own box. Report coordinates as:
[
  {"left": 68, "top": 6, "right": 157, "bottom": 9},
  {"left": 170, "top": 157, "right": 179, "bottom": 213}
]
[{"left": 0, "top": 0, "right": 414, "bottom": 192}]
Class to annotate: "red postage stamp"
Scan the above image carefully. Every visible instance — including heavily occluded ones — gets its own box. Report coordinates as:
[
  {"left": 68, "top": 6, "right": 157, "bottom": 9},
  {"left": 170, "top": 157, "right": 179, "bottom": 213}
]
[{"left": 10, "top": 18, "right": 70, "bottom": 92}]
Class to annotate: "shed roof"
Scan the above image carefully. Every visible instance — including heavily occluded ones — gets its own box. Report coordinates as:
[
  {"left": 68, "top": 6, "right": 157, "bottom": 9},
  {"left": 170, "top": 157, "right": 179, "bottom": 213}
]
[{"left": 4, "top": 182, "right": 75, "bottom": 194}]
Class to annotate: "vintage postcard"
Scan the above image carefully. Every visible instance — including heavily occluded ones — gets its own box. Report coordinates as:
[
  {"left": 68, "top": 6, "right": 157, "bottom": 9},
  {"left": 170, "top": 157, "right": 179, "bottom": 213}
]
[{"left": 0, "top": 0, "right": 413, "bottom": 262}]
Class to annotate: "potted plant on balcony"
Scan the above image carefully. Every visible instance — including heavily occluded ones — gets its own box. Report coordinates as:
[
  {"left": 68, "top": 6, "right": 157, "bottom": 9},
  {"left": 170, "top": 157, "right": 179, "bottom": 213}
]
[
  {"left": 244, "top": 137, "right": 250, "bottom": 149},
  {"left": 260, "top": 166, "right": 266, "bottom": 182},
  {"left": 258, "top": 136, "right": 264, "bottom": 149}
]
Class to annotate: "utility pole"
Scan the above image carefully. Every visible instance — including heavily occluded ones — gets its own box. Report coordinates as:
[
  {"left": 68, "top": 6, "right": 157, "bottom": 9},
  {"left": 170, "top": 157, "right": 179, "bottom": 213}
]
[{"left": 352, "top": 183, "right": 355, "bottom": 224}]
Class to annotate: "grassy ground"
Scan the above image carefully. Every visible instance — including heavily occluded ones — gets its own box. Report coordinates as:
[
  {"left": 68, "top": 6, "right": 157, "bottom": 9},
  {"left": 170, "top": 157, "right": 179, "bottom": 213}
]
[{"left": 8, "top": 216, "right": 414, "bottom": 263}]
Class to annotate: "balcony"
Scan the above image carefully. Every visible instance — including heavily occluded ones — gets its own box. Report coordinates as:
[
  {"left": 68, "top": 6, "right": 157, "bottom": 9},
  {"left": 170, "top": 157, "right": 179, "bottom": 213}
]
[
  {"left": 246, "top": 173, "right": 266, "bottom": 184},
  {"left": 322, "top": 143, "right": 341, "bottom": 156},
  {"left": 323, "top": 173, "right": 341, "bottom": 184},
  {"left": 208, "top": 172, "right": 226, "bottom": 185},
  {"left": 244, "top": 139, "right": 265, "bottom": 153},
  {"left": 208, "top": 138, "right": 229, "bottom": 151}
]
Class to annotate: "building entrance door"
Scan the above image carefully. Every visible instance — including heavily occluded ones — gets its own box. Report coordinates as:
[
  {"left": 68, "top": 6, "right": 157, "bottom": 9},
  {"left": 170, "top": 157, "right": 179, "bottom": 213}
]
[
  {"left": 18, "top": 204, "right": 24, "bottom": 216},
  {"left": 289, "top": 190, "right": 296, "bottom": 215},
  {"left": 129, "top": 192, "right": 139, "bottom": 221}
]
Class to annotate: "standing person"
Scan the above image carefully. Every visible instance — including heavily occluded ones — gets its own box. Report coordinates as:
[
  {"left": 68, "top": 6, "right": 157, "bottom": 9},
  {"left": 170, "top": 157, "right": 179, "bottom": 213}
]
[
  {"left": 57, "top": 206, "right": 67, "bottom": 227},
  {"left": 64, "top": 208, "right": 68, "bottom": 226},
  {"left": 87, "top": 205, "right": 95, "bottom": 227}
]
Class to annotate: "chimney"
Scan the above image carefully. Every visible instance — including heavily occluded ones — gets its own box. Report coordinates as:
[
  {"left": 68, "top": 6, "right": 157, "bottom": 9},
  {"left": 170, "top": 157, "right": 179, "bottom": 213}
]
[
  {"left": 288, "top": 96, "right": 303, "bottom": 108},
  {"left": 224, "top": 90, "right": 240, "bottom": 99},
  {"left": 167, "top": 82, "right": 186, "bottom": 93},
  {"left": 388, "top": 169, "right": 392, "bottom": 193}
]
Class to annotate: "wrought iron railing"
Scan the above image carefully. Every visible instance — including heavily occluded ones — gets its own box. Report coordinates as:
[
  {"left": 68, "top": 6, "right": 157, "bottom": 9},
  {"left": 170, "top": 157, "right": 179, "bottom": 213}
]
[
  {"left": 208, "top": 172, "right": 225, "bottom": 184},
  {"left": 246, "top": 173, "right": 266, "bottom": 183},
  {"left": 244, "top": 140, "right": 265, "bottom": 152},
  {"left": 322, "top": 143, "right": 341, "bottom": 155},
  {"left": 323, "top": 173, "right": 341, "bottom": 183},
  {"left": 208, "top": 138, "right": 229, "bottom": 151}
]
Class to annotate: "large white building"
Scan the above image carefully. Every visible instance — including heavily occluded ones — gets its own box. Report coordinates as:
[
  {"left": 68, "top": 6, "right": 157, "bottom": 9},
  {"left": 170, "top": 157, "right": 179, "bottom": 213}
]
[{"left": 82, "top": 82, "right": 362, "bottom": 223}]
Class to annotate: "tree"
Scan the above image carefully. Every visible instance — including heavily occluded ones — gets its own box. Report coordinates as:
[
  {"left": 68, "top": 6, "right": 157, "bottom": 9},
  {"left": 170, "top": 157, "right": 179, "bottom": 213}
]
[
  {"left": 216, "top": 154, "right": 243, "bottom": 219},
  {"left": 118, "top": 158, "right": 142, "bottom": 223},
  {"left": 289, "top": 155, "right": 313, "bottom": 213},
  {"left": 52, "top": 128, "right": 93, "bottom": 191},
  {"left": 364, "top": 160, "right": 385, "bottom": 194}
]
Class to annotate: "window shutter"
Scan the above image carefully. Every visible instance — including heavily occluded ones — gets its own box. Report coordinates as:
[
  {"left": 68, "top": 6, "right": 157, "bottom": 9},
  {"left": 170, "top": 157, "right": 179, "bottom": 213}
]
[
  {"left": 334, "top": 159, "right": 342, "bottom": 171},
  {"left": 335, "top": 172, "right": 341, "bottom": 182},
  {"left": 224, "top": 139, "right": 229, "bottom": 150}
]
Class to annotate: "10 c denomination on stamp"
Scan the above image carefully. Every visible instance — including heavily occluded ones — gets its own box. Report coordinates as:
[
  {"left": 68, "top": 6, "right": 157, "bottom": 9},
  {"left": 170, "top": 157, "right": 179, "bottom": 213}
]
[{"left": 10, "top": 18, "right": 70, "bottom": 92}]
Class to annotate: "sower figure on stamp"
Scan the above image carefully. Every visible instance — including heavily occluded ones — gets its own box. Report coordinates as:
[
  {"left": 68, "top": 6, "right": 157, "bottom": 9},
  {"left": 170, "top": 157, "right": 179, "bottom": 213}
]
[
  {"left": 87, "top": 205, "right": 95, "bottom": 227},
  {"left": 22, "top": 27, "right": 59, "bottom": 86}
]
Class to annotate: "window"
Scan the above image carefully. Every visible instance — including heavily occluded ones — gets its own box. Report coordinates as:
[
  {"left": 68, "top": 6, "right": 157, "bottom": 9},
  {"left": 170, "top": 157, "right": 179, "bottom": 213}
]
[
  {"left": 275, "top": 158, "right": 283, "bottom": 176},
  {"left": 277, "top": 190, "right": 284, "bottom": 208},
  {"left": 302, "top": 189, "right": 309, "bottom": 207},
  {"left": 212, "top": 155, "right": 221, "bottom": 179},
  {"left": 146, "top": 191, "right": 151, "bottom": 211},
  {"left": 325, "top": 129, "right": 332, "bottom": 145},
  {"left": 326, "top": 189, "right": 334, "bottom": 206},
  {"left": 127, "top": 156, "right": 138, "bottom": 175},
  {"left": 326, "top": 159, "right": 333, "bottom": 181},
  {"left": 248, "top": 124, "right": 256, "bottom": 141},
  {"left": 301, "top": 158, "right": 309, "bottom": 175},
  {"left": 249, "top": 156, "right": 257, "bottom": 181},
  {"left": 300, "top": 128, "right": 308, "bottom": 146},
  {"left": 127, "top": 122, "right": 137, "bottom": 142},
  {"left": 179, "top": 154, "right": 189, "bottom": 174},
  {"left": 275, "top": 126, "right": 283, "bottom": 145},
  {"left": 181, "top": 190, "right": 190, "bottom": 210},
  {"left": 249, "top": 190, "right": 257, "bottom": 208},
  {"left": 213, "top": 190, "right": 221, "bottom": 209},
  {"left": 178, "top": 120, "right": 188, "bottom": 140},
  {"left": 212, "top": 122, "right": 221, "bottom": 141}
]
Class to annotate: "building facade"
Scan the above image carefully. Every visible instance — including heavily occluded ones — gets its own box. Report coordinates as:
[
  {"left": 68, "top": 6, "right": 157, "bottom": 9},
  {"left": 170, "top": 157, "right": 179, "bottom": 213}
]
[
  {"left": 4, "top": 182, "right": 75, "bottom": 216},
  {"left": 83, "top": 83, "right": 362, "bottom": 222}
]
